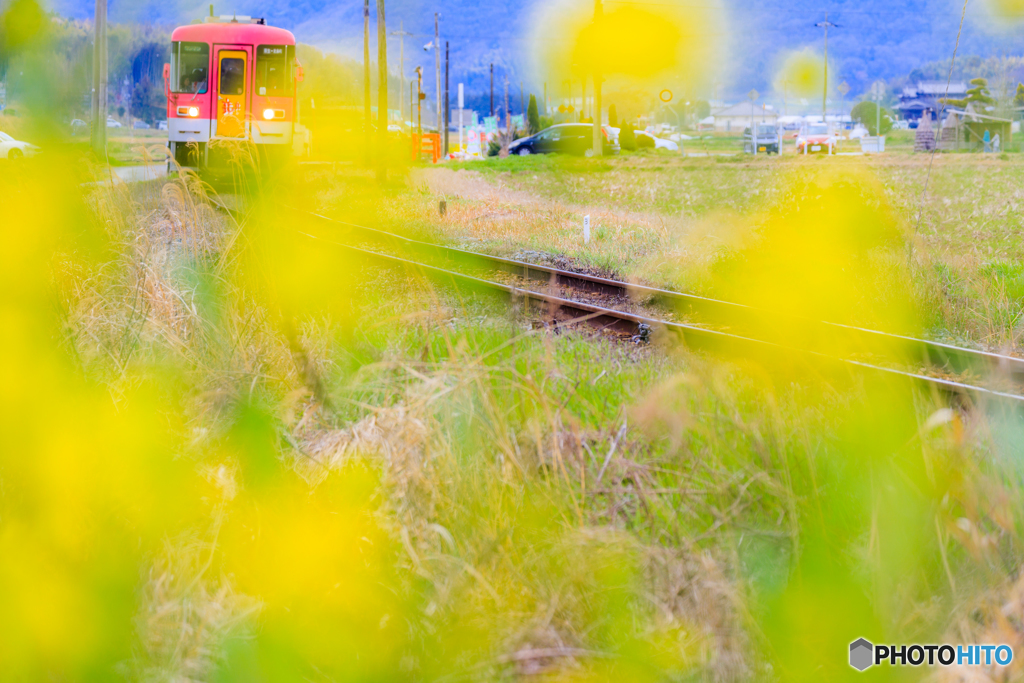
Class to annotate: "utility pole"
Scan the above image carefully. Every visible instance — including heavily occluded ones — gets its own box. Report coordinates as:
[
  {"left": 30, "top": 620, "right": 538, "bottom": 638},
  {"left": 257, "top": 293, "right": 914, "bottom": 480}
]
[
  {"left": 363, "top": 0, "right": 371, "bottom": 160},
  {"left": 520, "top": 81, "right": 525, "bottom": 120},
  {"left": 815, "top": 12, "right": 838, "bottom": 122},
  {"left": 591, "top": 0, "right": 603, "bottom": 156},
  {"left": 581, "top": 76, "right": 587, "bottom": 120},
  {"left": 91, "top": 0, "right": 107, "bottom": 157},
  {"left": 444, "top": 41, "right": 449, "bottom": 156},
  {"left": 410, "top": 80, "right": 414, "bottom": 127},
  {"left": 504, "top": 76, "right": 510, "bottom": 131},
  {"left": 377, "top": 0, "right": 387, "bottom": 181},
  {"left": 489, "top": 63, "right": 494, "bottom": 117},
  {"left": 416, "top": 66, "right": 423, "bottom": 140},
  {"left": 434, "top": 14, "right": 441, "bottom": 133},
  {"left": 391, "top": 21, "right": 412, "bottom": 130}
]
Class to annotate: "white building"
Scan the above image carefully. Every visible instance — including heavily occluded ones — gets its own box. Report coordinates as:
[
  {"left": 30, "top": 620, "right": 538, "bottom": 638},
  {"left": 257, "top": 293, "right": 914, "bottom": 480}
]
[{"left": 711, "top": 102, "right": 779, "bottom": 132}]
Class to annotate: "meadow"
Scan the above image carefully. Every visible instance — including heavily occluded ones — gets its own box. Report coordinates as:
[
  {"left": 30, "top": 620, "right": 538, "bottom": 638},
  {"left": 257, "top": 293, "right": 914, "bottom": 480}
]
[
  {"left": 3, "top": 139, "right": 1024, "bottom": 682},
  {"left": 333, "top": 150, "right": 1024, "bottom": 354}
]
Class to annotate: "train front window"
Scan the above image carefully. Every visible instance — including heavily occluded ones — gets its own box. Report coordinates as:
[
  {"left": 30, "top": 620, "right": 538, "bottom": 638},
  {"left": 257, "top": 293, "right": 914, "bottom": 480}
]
[
  {"left": 219, "top": 58, "right": 245, "bottom": 96},
  {"left": 256, "top": 45, "right": 293, "bottom": 96},
  {"left": 171, "top": 42, "right": 209, "bottom": 94}
]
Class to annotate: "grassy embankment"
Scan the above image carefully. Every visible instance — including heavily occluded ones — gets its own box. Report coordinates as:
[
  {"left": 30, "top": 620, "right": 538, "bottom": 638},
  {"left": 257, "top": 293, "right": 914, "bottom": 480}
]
[
  {"left": 5, "top": 140, "right": 1024, "bottom": 681},
  {"left": 318, "top": 151, "right": 1024, "bottom": 355}
]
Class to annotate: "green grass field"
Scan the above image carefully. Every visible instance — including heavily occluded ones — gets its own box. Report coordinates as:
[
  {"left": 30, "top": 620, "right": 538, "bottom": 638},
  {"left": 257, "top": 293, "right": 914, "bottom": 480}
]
[{"left": 6, "top": 139, "right": 1024, "bottom": 681}]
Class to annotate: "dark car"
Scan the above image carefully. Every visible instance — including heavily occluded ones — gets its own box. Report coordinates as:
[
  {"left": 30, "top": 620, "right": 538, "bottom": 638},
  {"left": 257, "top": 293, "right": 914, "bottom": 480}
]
[
  {"left": 508, "top": 123, "right": 619, "bottom": 156},
  {"left": 742, "top": 125, "right": 780, "bottom": 154}
]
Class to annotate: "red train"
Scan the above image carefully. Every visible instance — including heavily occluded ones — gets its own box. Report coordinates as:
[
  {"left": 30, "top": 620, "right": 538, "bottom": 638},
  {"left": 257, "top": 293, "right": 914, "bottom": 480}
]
[{"left": 164, "top": 15, "right": 308, "bottom": 170}]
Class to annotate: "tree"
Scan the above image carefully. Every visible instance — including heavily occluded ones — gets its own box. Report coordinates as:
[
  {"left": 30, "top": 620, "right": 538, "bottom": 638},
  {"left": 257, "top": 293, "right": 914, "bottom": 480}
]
[
  {"left": 619, "top": 119, "right": 636, "bottom": 151},
  {"left": 941, "top": 77, "right": 995, "bottom": 109},
  {"left": 694, "top": 99, "right": 711, "bottom": 120},
  {"left": 1014, "top": 83, "right": 1024, "bottom": 108},
  {"left": 850, "top": 100, "right": 893, "bottom": 136},
  {"left": 608, "top": 103, "right": 618, "bottom": 127},
  {"left": 527, "top": 94, "right": 540, "bottom": 134}
]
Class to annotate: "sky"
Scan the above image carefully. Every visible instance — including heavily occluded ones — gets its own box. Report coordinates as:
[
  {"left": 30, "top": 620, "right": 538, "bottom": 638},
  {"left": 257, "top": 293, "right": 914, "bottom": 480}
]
[{"left": 45, "top": 0, "right": 1024, "bottom": 110}]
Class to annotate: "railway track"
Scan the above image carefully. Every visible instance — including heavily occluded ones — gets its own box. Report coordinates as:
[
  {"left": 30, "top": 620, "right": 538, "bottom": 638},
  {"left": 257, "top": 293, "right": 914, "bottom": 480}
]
[{"left": 210, "top": 195, "right": 1024, "bottom": 406}]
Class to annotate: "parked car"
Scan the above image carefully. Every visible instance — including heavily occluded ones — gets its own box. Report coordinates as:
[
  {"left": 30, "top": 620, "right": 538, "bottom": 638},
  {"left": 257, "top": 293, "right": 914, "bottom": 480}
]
[
  {"left": 106, "top": 118, "right": 122, "bottom": 128},
  {"left": 742, "top": 125, "right": 780, "bottom": 154},
  {"left": 0, "top": 131, "right": 41, "bottom": 159},
  {"left": 636, "top": 130, "right": 679, "bottom": 152},
  {"left": 132, "top": 120, "right": 151, "bottom": 129},
  {"left": 508, "top": 123, "right": 619, "bottom": 156},
  {"left": 157, "top": 120, "right": 168, "bottom": 131},
  {"left": 70, "top": 118, "right": 88, "bottom": 136},
  {"left": 795, "top": 123, "right": 837, "bottom": 154}
]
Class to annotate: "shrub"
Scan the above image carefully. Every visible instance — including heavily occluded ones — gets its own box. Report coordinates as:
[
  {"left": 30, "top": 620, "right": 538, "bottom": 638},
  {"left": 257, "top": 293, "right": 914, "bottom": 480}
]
[
  {"left": 850, "top": 101, "right": 893, "bottom": 136},
  {"left": 527, "top": 94, "right": 540, "bottom": 135},
  {"left": 619, "top": 120, "right": 636, "bottom": 151},
  {"left": 608, "top": 103, "right": 618, "bottom": 127}
]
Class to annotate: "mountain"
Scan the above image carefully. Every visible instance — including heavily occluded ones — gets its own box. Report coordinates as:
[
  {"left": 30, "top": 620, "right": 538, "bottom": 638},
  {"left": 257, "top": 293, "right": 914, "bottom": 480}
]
[{"left": 43, "top": 0, "right": 1024, "bottom": 113}]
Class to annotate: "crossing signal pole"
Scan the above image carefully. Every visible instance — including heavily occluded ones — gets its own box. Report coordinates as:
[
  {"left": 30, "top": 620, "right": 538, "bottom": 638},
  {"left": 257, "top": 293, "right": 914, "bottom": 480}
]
[
  {"left": 434, "top": 14, "right": 441, "bottom": 133},
  {"left": 489, "top": 64, "right": 494, "bottom": 117},
  {"left": 444, "top": 41, "right": 449, "bottom": 156}
]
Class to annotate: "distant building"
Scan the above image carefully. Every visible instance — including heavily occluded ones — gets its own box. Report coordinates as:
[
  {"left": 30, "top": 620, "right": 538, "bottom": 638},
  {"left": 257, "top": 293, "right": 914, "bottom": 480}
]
[
  {"left": 896, "top": 81, "right": 967, "bottom": 121},
  {"left": 711, "top": 102, "right": 779, "bottom": 132}
]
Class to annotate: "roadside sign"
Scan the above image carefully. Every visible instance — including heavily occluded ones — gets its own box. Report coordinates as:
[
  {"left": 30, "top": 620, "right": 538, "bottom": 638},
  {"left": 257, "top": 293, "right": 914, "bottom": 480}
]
[
  {"left": 484, "top": 116, "right": 498, "bottom": 133},
  {"left": 584, "top": 215, "right": 591, "bottom": 244},
  {"left": 747, "top": 89, "right": 758, "bottom": 101}
]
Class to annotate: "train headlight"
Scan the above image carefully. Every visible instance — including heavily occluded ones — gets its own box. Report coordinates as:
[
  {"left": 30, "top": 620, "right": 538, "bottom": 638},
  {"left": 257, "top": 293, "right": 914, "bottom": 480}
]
[
  {"left": 263, "top": 108, "right": 276, "bottom": 121},
  {"left": 187, "top": 106, "right": 199, "bottom": 118}
]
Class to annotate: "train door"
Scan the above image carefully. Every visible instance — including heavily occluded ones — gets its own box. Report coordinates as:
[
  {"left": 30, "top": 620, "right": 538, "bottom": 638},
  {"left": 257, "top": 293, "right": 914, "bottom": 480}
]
[{"left": 215, "top": 47, "right": 250, "bottom": 138}]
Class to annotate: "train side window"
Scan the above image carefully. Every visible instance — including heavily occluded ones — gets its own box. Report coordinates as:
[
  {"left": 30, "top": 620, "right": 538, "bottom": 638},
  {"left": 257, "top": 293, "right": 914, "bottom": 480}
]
[
  {"left": 171, "top": 42, "right": 209, "bottom": 94},
  {"left": 256, "top": 45, "right": 293, "bottom": 96},
  {"left": 219, "top": 58, "right": 246, "bottom": 96}
]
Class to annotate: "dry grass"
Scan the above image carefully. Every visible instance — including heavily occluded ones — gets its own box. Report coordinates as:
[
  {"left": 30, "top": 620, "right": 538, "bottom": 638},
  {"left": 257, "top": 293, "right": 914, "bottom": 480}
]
[
  {"left": 367, "top": 154, "right": 1024, "bottom": 355},
  {"left": 14, "top": 151, "right": 1022, "bottom": 682}
]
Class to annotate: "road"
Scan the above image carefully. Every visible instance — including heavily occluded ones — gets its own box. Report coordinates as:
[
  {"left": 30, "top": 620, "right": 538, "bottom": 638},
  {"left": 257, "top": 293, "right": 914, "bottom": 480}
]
[{"left": 98, "top": 163, "right": 168, "bottom": 184}]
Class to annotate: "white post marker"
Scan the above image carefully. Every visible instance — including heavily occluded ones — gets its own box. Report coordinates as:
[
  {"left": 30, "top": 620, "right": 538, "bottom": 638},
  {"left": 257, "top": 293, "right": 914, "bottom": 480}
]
[
  {"left": 584, "top": 215, "right": 591, "bottom": 244},
  {"left": 458, "top": 83, "right": 464, "bottom": 155}
]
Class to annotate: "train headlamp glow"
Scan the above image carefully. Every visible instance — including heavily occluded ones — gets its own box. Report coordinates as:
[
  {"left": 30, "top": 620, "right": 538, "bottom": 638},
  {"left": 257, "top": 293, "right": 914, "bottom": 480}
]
[
  {"left": 187, "top": 106, "right": 199, "bottom": 118},
  {"left": 263, "top": 108, "right": 276, "bottom": 120}
]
